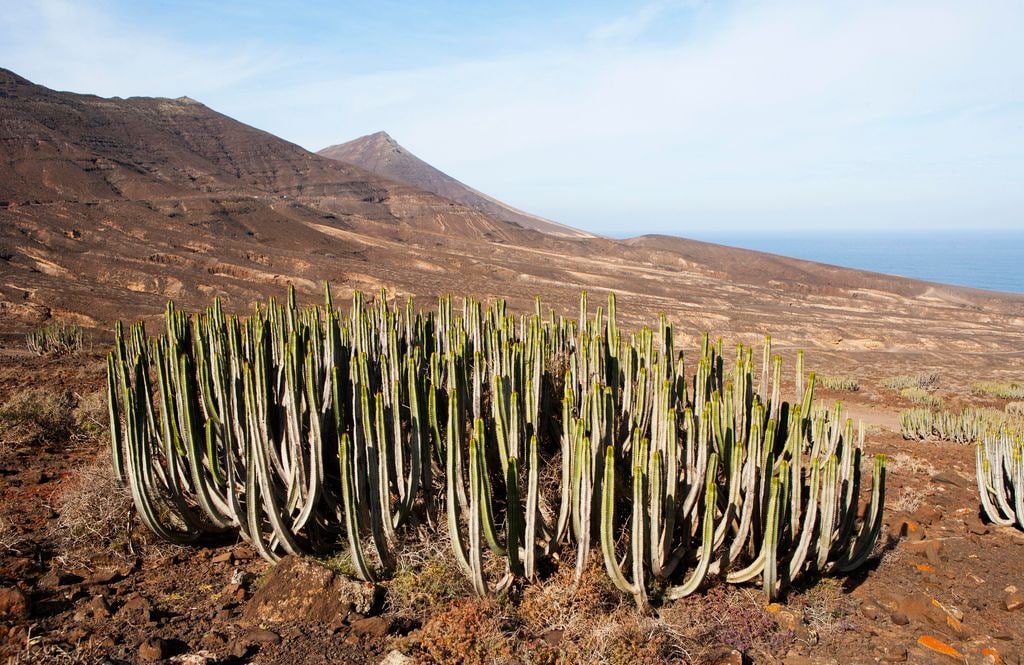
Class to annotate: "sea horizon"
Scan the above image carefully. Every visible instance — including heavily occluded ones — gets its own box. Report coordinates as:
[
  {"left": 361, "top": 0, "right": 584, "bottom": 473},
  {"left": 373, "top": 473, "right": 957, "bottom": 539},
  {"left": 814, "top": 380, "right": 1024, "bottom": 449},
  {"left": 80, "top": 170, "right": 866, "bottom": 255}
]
[{"left": 682, "top": 229, "right": 1024, "bottom": 295}]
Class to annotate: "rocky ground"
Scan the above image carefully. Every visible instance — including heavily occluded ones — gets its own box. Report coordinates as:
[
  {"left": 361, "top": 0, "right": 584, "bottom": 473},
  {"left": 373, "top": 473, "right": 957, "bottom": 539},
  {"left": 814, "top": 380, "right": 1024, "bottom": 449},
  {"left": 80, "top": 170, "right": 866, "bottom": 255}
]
[{"left": 1, "top": 349, "right": 1023, "bottom": 665}]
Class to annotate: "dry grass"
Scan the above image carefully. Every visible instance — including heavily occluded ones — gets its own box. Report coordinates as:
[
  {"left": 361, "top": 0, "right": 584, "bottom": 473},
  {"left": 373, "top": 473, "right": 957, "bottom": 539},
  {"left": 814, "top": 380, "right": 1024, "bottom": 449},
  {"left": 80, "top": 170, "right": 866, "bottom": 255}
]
[
  {"left": 885, "top": 451, "right": 938, "bottom": 477},
  {"left": 404, "top": 555, "right": 794, "bottom": 664},
  {"left": 889, "top": 485, "right": 927, "bottom": 514},
  {"left": 795, "top": 578, "right": 858, "bottom": 648},
  {"left": 383, "top": 516, "right": 472, "bottom": 620},
  {"left": 48, "top": 455, "right": 141, "bottom": 569},
  {"left": 0, "top": 388, "right": 77, "bottom": 447},
  {"left": 0, "top": 510, "right": 25, "bottom": 556}
]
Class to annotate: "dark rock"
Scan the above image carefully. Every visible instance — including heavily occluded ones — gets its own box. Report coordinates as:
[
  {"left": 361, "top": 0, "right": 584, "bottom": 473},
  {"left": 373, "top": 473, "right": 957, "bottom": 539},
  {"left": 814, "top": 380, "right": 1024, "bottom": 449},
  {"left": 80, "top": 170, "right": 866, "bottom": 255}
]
[
  {"left": 964, "top": 514, "right": 989, "bottom": 535},
  {"left": 138, "top": 637, "right": 168, "bottom": 662},
  {"left": 878, "top": 643, "right": 908, "bottom": 662},
  {"left": 904, "top": 539, "right": 943, "bottom": 565},
  {"left": 231, "top": 547, "right": 256, "bottom": 560},
  {"left": 242, "top": 555, "right": 379, "bottom": 624},
  {"left": 890, "top": 612, "right": 910, "bottom": 625},
  {"left": 860, "top": 601, "right": 881, "bottom": 621},
  {"left": 713, "top": 649, "right": 743, "bottom": 665},
  {"left": 118, "top": 594, "right": 154, "bottom": 623},
  {"left": 932, "top": 470, "right": 971, "bottom": 489},
  {"left": 350, "top": 616, "right": 391, "bottom": 638},
  {"left": 891, "top": 517, "right": 926, "bottom": 542},
  {"left": 201, "top": 630, "right": 228, "bottom": 648},
  {"left": 244, "top": 628, "right": 281, "bottom": 645},
  {"left": 38, "top": 570, "right": 83, "bottom": 587},
  {"left": 86, "top": 568, "right": 123, "bottom": 585},
  {"left": 912, "top": 504, "right": 942, "bottom": 526},
  {"left": 0, "top": 587, "right": 29, "bottom": 620}
]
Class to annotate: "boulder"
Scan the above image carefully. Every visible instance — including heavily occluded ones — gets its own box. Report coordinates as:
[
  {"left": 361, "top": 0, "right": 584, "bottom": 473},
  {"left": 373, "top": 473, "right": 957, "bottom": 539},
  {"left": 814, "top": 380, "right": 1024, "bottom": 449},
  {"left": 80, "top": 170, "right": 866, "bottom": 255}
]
[{"left": 242, "top": 555, "right": 380, "bottom": 624}]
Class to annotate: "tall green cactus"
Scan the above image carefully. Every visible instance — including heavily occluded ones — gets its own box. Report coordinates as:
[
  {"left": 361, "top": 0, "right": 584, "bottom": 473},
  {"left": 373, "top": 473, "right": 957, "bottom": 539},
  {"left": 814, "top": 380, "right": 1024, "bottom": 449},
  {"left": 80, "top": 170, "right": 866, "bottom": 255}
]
[{"left": 108, "top": 287, "right": 886, "bottom": 605}]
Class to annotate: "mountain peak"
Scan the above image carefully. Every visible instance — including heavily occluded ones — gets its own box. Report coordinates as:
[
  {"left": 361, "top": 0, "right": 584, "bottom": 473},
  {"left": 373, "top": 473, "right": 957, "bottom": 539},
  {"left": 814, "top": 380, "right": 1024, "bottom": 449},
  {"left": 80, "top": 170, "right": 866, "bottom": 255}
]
[{"left": 318, "top": 133, "right": 593, "bottom": 238}]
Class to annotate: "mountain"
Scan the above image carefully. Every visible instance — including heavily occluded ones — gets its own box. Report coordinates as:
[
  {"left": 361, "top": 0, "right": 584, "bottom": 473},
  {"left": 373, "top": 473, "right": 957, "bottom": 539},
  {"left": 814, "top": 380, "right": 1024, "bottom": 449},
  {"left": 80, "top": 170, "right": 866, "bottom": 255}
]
[
  {"left": 1, "top": 68, "right": 1022, "bottom": 384},
  {"left": 318, "top": 131, "right": 592, "bottom": 238}
]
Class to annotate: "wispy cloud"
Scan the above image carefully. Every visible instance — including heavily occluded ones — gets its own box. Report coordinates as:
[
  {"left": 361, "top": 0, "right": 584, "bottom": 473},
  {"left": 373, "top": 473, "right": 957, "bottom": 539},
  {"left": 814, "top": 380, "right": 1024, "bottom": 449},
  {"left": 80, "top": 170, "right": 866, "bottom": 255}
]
[{"left": 1, "top": 0, "right": 1021, "bottom": 234}]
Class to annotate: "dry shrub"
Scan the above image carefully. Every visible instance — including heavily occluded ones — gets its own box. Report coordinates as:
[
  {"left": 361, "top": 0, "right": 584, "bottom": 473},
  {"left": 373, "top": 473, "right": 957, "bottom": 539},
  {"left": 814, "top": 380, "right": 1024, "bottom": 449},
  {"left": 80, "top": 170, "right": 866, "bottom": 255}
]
[
  {"left": 384, "top": 518, "right": 472, "bottom": 620},
  {"left": 885, "top": 451, "right": 937, "bottom": 477},
  {"left": 1006, "top": 401, "right": 1024, "bottom": 417},
  {"left": 74, "top": 389, "right": 109, "bottom": 441},
  {"left": 662, "top": 585, "right": 793, "bottom": 661},
  {"left": 794, "top": 578, "right": 858, "bottom": 647},
  {"left": 48, "top": 455, "right": 167, "bottom": 568},
  {"left": 889, "top": 485, "right": 926, "bottom": 514},
  {"left": 517, "top": 557, "right": 621, "bottom": 638},
  {"left": 0, "top": 388, "right": 76, "bottom": 446},
  {"left": 414, "top": 597, "right": 519, "bottom": 664},
  {"left": 0, "top": 511, "right": 24, "bottom": 555}
]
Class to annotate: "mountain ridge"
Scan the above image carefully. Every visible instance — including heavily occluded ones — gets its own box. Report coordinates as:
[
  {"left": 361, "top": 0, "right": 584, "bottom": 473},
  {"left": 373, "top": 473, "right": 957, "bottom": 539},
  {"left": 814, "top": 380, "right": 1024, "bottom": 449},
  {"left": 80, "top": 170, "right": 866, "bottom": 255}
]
[{"left": 1, "top": 68, "right": 1021, "bottom": 383}]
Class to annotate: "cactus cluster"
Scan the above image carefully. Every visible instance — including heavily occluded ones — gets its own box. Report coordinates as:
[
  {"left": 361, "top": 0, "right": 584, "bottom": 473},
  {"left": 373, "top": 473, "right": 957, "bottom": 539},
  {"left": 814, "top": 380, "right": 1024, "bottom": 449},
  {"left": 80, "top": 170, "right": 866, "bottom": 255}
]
[
  {"left": 107, "top": 287, "right": 886, "bottom": 604},
  {"left": 899, "top": 388, "right": 942, "bottom": 408},
  {"left": 972, "top": 382, "right": 1024, "bottom": 400},
  {"left": 901, "top": 407, "right": 1020, "bottom": 443},
  {"left": 26, "top": 321, "right": 84, "bottom": 356},
  {"left": 880, "top": 373, "right": 940, "bottom": 391},
  {"left": 818, "top": 376, "right": 859, "bottom": 392},
  {"left": 976, "top": 427, "right": 1024, "bottom": 529}
]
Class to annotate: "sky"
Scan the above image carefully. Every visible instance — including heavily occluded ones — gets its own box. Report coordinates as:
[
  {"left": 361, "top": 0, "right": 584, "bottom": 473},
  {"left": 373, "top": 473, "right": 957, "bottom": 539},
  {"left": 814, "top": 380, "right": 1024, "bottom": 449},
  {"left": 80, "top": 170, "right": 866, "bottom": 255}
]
[{"left": 1, "top": 0, "right": 1022, "bottom": 236}]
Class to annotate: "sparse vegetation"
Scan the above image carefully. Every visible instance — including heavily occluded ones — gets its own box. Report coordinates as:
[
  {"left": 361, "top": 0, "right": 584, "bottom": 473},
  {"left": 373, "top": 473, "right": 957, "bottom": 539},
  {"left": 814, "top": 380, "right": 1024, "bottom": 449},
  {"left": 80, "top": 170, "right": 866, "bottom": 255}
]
[
  {"left": 972, "top": 381, "right": 1024, "bottom": 400},
  {"left": 26, "top": 320, "right": 84, "bottom": 356},
  {"left": 49, "top": 456, "right": 136, "bottom": 568},
  {"left": 1006, "top": 401, "right": 1024, "bottom": 417},
  {"left": 0, "top": 388, "right": 77, "bottom": 446},
  {"left": 818, "top": 375, "right": 859, "bottom": 392},
  {"left": 899, "top": 387, "right": 942, "bottom": 407},
  {"left": 880, "top": 373, "right": 940, "bottom": 391}
]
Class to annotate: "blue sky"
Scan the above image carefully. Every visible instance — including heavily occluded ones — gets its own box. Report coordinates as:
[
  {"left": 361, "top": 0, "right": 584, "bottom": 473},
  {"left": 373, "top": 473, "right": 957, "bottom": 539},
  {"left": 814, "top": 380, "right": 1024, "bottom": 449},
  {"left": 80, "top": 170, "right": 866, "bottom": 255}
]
[{"left": 1, "top": 1, "right": 1022, "bottom": 236}]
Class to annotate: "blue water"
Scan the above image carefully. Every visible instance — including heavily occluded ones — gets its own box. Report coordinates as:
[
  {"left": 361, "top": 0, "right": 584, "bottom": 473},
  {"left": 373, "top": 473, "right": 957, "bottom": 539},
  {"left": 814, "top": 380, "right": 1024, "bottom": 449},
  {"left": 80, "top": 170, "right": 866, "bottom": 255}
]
[{"left": 687, "top": 231, "right": 1024, "bottom": 294}]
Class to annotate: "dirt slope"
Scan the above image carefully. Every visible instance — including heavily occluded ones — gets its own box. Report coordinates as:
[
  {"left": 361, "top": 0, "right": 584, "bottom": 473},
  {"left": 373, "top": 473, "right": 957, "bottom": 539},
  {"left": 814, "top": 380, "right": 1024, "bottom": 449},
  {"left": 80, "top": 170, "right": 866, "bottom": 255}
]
[{"left": 1, "top": 68, "right": 1022, "bottom": 385}]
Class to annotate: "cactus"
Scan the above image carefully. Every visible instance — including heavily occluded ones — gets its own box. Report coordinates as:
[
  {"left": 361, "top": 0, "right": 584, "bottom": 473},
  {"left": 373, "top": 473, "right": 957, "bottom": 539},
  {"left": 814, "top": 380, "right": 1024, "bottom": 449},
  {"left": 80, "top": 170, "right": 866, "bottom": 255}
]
[
  {"left": 108, "top": 287, "right": 886, "bottom": 605},
  {"left": 976, "top": 427, "right": 1024, "bottom": 529},
  {"left": 26, "top": 320, "right": 84, "bottom": 356}
]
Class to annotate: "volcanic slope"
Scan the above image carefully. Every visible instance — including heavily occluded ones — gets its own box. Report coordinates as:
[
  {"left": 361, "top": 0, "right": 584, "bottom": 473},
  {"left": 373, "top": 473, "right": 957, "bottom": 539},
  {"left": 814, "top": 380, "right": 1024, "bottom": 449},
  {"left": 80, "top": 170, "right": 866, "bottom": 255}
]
[
  {"left": 319, "top": 131, "right": 592, "bottom": 238},
  {"left": 1, "top": 68, "right": 1022, "bottom": 383}
]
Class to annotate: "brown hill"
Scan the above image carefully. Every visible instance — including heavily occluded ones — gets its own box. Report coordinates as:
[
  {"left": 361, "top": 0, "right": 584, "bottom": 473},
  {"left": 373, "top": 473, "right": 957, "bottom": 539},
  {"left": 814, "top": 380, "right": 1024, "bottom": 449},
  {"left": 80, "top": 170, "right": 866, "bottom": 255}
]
[
  {"left": 318, "top": 131, "right": 593, "bottom": 238},
  {"left": 1, "top": 68, "right": 1022, "bottom": 385}
]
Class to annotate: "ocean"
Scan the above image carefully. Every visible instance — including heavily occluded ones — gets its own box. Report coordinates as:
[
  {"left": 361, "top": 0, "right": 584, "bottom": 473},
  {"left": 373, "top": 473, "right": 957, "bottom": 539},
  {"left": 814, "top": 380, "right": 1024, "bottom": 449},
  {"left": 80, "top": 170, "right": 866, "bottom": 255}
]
[{"left": 687, "top": 231, "right": 1024, "bottom": 294}]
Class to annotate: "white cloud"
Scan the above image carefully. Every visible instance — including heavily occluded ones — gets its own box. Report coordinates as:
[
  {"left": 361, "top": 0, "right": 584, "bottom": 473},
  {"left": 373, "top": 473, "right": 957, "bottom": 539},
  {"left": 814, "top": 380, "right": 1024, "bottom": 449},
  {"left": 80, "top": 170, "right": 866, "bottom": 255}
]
[
  {"left": 0, "top": 0, "right": 282, "bottom": 98},
  {"left": 2, "top": 0, "right": 1021, "bottom": 234}
]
